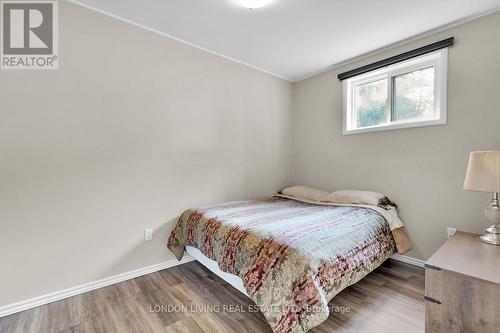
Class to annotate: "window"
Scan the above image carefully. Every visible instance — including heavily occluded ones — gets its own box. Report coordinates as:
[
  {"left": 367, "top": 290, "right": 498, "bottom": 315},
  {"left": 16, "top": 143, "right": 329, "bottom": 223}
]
[{"left": 343, "top": 49, "right": 447, "bottom": 134}]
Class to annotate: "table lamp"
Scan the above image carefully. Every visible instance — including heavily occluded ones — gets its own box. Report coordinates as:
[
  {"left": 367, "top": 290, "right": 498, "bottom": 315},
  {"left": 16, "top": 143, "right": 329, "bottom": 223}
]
[{"left": 463, "top": 151, "right": 500, "bottom": 245}]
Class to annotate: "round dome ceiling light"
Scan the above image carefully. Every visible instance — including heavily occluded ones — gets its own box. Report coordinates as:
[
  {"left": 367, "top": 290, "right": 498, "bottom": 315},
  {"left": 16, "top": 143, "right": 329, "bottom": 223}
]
[{"left": 239, "top": 0, "right": 275, "bottom": 9}]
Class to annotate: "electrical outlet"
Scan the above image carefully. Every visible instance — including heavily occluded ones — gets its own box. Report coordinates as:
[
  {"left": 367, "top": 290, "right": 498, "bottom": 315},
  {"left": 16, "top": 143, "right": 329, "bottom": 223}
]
[
  {"left": 144, "top": 228, "right": 154, "bottom": 241},
  {"left": 447, "top": 227, "right": 456, "bottom": 238}
]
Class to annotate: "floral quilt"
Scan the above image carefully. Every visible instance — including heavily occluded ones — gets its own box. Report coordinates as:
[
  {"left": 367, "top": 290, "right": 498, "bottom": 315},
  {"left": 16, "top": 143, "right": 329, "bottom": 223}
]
[{"left": 167, "top": 197, "right": 396, "bottom": 333}]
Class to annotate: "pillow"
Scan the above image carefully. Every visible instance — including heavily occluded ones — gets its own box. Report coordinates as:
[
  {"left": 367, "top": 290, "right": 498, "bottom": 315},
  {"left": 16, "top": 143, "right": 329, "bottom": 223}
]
[
  {"left": 323, "top": 190, "right": 385, "bottom": 206},
  {"left": 280, "top": 185, "right": 330, "bottom": 202}
]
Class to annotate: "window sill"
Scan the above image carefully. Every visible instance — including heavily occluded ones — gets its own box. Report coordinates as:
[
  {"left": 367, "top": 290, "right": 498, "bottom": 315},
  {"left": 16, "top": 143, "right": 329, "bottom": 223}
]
[{"left": 343, "top": 117, "right": 447, "bottom": 135}]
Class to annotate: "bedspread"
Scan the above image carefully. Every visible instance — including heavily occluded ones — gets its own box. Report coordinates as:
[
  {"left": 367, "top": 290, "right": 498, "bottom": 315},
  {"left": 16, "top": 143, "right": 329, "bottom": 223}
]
[{"left": 167, "top": 197, "right": 396, "bottom": 333}]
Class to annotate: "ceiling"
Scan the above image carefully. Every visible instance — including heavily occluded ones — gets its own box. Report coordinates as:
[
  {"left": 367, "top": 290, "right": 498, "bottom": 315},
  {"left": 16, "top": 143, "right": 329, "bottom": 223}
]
[{"left": 70, "top": 0, "right": 500, "bottom": 81}]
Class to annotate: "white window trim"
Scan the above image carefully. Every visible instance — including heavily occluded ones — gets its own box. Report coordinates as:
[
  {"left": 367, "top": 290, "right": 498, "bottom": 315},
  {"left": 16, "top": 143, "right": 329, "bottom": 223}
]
[{"left": 343, "top": 49, "right": 448, "bottom": 135}]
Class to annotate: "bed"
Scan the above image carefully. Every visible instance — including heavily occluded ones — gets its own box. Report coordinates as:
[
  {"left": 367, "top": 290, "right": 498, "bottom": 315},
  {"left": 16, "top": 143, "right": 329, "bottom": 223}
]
[{"left": 168, "top": 195, "right": 409, "bottom": 333}]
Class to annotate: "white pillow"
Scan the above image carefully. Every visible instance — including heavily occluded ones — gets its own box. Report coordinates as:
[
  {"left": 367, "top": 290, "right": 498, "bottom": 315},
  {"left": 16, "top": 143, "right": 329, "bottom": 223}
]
[
  {"left": 324, "top": 190, "right": 384, "bottom": 206},
  {"left": 280, "top": 186, "right": 330, "bottom": 202}
]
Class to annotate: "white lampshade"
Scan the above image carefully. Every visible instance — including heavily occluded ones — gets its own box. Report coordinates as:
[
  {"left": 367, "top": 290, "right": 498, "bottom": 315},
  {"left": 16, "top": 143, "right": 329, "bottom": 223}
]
[{"left": 463, "top": 151, "right": 500, "bottom": 192}]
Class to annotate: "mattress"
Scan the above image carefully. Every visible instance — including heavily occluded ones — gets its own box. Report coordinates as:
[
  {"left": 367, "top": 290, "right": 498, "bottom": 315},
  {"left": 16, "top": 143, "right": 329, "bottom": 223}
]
[{"left": 168, "top": 197, "right": 396, "bottom": 333}]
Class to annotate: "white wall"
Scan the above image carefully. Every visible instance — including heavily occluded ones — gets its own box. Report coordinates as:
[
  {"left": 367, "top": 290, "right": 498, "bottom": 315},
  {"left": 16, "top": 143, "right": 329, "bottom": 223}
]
[
  {"left": 0, "top": 2, "right": 292, "bottom": 307},
  {"left": 292, "top": 11, "right": 500, "bottom": 260}
]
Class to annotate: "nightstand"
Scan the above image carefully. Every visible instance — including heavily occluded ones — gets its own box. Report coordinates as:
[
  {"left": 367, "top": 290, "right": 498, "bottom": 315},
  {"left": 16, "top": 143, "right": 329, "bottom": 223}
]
[{"left": 424, "top": 231, "right": 500, "bottom": 332}]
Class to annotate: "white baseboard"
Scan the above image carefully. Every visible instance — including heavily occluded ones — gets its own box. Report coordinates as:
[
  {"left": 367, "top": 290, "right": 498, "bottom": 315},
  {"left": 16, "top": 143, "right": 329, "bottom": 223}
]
[
  {"left": 391, "top": 253, "right": 426, "bottom": 268},
  {"left": 0, "top": 255, "right": 195, "bottom": 318}
]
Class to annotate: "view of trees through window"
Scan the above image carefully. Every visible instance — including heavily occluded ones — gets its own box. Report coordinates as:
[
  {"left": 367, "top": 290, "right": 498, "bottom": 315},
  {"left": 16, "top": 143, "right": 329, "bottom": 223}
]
[
  {"left": 393, "top": 67, "right": 434, "bottom": 121},
  {"left": 354, "top": 67, "right": 435, "bottom": 128},
  {"left": 355, "top": 79, "right": 387, "bottom": 128}
]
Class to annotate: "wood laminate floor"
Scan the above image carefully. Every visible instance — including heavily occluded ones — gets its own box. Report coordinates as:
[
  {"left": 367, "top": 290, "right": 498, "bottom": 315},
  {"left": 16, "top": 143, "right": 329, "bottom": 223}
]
[{"left": 0, "top": 259, "right": 425, "bottom": 333}]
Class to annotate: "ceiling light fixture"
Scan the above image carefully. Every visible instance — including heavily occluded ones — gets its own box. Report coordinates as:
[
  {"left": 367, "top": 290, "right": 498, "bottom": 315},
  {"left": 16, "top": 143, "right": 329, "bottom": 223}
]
[{"left": 238, "top": 0, "right": 274, "bottom": 9}]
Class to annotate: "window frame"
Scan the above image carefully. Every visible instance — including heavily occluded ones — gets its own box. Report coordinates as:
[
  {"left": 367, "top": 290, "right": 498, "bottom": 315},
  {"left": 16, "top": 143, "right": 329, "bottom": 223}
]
[{"left": 342, "top": 49, "right": 448, "bottom": 135}]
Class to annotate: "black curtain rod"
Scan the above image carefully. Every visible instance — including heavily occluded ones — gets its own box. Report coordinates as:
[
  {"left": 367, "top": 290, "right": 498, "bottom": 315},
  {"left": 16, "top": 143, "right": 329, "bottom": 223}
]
[{"left": 337, "top": 37, "right": 454, "bottom": 81}]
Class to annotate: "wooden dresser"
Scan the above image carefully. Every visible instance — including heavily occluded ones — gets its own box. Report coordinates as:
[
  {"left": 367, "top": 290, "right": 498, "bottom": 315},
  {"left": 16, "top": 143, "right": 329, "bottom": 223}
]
[{"left": 425, "top": 231, "right": 500, "bottom": 333}]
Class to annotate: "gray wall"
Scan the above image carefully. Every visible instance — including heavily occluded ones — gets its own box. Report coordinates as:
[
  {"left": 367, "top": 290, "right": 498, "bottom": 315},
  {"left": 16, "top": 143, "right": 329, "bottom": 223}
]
[
  {"left": 0, "top": 2, "right": 292, "bottom": 306},
  {"left": 292, "top": 11, "right": 500, "bottom": 260}
]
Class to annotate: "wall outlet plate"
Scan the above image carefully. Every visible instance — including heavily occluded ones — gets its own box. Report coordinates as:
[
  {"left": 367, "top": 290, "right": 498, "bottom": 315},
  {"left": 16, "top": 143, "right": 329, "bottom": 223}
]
[
  {"left": 144, "top": 228, "right": 154, "bottom": 241},
  {"left": 447, "top": 227, "right": 457, "bottom": 238}
]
